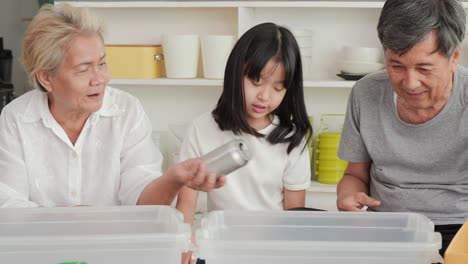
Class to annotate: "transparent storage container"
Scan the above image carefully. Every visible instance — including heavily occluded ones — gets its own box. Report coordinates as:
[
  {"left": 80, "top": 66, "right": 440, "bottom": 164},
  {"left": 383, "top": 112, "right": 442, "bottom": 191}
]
[
  {"left": 0, "top": 206, "right": 191, "bottom": 264},
  {"left": 196, "top": 210, "right": 443, "bottom": 264}
]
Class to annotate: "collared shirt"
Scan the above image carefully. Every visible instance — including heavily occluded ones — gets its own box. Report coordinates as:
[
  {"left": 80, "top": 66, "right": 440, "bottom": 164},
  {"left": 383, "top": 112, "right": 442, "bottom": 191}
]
[{"left": 0, "top": 87, "right": 162, "bottom": 207}]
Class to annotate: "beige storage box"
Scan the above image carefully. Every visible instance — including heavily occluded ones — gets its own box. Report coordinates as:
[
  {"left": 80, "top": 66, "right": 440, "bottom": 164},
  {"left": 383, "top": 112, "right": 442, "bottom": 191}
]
[{"left": 105, "top": 45, "right": 165, "bottom": 79}]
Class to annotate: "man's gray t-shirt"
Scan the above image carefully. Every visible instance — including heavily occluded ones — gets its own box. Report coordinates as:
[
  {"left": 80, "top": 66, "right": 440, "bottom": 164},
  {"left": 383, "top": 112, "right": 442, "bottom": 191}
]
[{"left": 338, "top": 66, "right": 468, "bottom": 225}]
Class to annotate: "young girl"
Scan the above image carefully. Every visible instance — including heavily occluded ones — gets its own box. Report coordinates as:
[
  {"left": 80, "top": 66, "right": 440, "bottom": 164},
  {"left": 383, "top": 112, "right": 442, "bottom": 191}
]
[{"left": 176, "top": 22, "right": 312, "bottom": 224}]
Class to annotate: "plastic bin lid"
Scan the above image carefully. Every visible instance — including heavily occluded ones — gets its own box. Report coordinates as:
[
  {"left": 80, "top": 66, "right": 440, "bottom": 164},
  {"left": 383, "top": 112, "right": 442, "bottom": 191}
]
[
  {"left": 196, "top": 210, "right": 443, "bottom": 263},
  {"left": 0, "top": 206, "right": 191, "bottom": 253}
]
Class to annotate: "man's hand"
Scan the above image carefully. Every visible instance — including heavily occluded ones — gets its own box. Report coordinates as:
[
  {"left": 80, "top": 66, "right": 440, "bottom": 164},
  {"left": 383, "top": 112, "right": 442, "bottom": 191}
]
[
  {"left": 337, "top": 192, "right": 381, "bottom": 211},
  {"left": 167, "top": 158, "right": 226, "bottom": 192}
]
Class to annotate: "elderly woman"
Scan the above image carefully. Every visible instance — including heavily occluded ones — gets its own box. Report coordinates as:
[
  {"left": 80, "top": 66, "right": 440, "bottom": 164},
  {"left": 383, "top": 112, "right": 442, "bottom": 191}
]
[{"left": 0, "top": 3, "right": 225, "bottom": 208}]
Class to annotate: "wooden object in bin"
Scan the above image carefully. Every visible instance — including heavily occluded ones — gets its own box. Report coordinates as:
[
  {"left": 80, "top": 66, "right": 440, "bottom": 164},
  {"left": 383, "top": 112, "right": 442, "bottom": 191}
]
[{"left": 445, "top": 221, "right": 468, "bottom": 264}]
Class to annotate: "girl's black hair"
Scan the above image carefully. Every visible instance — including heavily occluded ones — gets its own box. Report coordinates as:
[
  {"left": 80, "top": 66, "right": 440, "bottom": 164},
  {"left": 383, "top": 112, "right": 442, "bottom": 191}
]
[{"left": 212, "top": 22, "right": 312, "bottom": 154}]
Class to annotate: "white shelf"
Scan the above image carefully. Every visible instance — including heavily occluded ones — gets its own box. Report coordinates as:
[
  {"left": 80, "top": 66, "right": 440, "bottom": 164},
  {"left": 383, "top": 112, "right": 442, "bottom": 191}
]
[
  {"left": 59, "top": 1, "right": 468, "bottom": 9},
  {"left": 109, "top": 78, "right": 355, "bottom": 88},
  {"left": 241, "top": 1, "right": 384, "bottom": 8},
  {"left": 307, "top": 180, "right": 337, "bottom": 193},
  {"left": 61, "top": 1, "right": 240, "bottom": 8},
  {"left": 60, "top": 1, "right": 383, "bottom": 8},
  {"left": 109, "top": 78, "right": 223, "bottom": 86}
]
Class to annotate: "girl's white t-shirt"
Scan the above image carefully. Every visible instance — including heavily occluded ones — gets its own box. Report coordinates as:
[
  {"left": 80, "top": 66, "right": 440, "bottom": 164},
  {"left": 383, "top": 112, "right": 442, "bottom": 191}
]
[{"left": 179, "top": 112, "right": 311, "bottom": 211}]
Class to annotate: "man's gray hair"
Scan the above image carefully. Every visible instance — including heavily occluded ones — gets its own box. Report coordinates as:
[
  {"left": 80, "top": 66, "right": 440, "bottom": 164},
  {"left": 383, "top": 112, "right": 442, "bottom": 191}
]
[{"left": 377, "top": 0, "right": 466, "bottom": 58}]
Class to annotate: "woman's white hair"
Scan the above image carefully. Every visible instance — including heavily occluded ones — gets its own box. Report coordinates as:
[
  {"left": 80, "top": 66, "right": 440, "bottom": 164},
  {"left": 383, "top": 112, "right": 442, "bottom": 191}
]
[{"left": 21, "top": 3, "right": 105, "bottom": 92}]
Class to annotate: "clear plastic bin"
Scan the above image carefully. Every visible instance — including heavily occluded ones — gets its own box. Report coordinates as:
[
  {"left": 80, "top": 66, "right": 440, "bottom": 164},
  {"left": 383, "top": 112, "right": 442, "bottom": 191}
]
[
  {"left": 196, "top": 210, "right": 443, "bottom": 264},
  {"left": 0, "top": 206, "right": 191, "bottom": 264}
]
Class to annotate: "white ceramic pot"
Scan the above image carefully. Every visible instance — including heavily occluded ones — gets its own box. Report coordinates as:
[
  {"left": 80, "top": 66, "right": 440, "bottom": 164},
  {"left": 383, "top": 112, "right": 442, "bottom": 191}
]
[
  {"left": 201, "top": 35, "right": 235, "bottom": 79},
  {"left": 163, "top": 34, "right": 200, "bottom": 78}
]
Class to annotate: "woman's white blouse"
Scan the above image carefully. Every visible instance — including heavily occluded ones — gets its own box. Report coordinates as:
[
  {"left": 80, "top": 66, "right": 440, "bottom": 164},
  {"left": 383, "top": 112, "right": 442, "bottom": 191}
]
[{"left": 0, "top": 87, "right": 162, "bottom": 207}]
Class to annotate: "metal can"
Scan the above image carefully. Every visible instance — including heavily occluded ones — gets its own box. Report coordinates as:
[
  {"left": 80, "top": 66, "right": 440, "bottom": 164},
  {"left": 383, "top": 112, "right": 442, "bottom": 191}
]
[{"left": 200, "top": 139, "right": 251, "bottom": 176}]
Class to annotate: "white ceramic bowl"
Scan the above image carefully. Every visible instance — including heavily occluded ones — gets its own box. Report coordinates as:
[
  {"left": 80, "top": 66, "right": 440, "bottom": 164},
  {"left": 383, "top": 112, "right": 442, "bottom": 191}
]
[
  {"left": 342, "top": 46, "right": 382, "bottom": 63},
  {"left": 340, "top": 60, "right": 385, "bottom": 75}
]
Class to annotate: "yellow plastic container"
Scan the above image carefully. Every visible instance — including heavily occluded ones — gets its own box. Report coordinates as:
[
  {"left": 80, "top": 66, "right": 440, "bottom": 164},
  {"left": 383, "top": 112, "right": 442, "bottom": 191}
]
[
  {"left": 105, "top": 45, "right": 165, "bottom": 79},
  {"left": 312, "top": 114, "right": 346, "bottom": 184},
  {"left": 316, "top": 168, "right": 345, "bottom": 184},
  {"left": 315, "top": 148, "right": 340, "bottom": 160},
  {"left": 318, "top": 132, "right": 341, "bottom": 141},
  {"left": 307, "top": 116, "right": 314, "bottom": 172},
  {"left": 316, "top": 154, "right": 340, "bottom": 161},
  {"left": 316, "top": 159, "right": 347, "bottom": 169},
  {"left": 445, "top": 221, "right": 468, "bottom": 264},
  {"left": 308, "top": 145, "right": 314, "bottom": 163},
  {"left": 316, "top": 132, "right": 342, "bottom": 148}
]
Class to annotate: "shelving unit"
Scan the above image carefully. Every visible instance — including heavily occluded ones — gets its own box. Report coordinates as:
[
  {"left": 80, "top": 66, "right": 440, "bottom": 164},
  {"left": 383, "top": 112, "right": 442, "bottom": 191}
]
[
  {"left": 109, "top": 78, "right": 223, "bottom": 87},
  {"left": 109, "top": 78, "right": 356, "bottom": 88},
  {"left": 61, "top": 1, "right": 468, "bottom": 8},
  {"left": 60, "top": 1, "right": 468, "bottom": 88},
  {"left": 60, "top": 1, "right": 385, "bottom": 8},
  {"left": 59, "top": 0, "right": 386, "bottom": 88}
]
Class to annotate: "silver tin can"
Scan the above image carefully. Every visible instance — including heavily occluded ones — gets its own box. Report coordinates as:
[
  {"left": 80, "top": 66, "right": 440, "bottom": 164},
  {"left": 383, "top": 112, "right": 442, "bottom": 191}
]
[{"left": 201, "top": 139, "right": 251, "bottom": 176}]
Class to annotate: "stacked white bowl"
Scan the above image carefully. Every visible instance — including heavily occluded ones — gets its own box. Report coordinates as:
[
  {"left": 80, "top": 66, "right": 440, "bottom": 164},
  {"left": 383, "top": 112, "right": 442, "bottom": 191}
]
[
  {"left": 339, "top": 46, "right": 385, "bottom": 76},
  {"left": 292, "top": 29, "right": 314, "bottom": 80}
]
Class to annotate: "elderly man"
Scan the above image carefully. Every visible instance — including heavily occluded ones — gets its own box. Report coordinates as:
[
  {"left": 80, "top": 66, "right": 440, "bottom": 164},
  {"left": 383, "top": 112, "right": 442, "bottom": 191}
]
[{"left": 337, "top": 0, "right": 467, "bottom": 256}]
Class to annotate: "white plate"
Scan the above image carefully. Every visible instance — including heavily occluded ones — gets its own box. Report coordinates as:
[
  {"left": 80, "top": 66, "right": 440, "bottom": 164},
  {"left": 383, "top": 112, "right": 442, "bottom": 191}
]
[{"left": 340, "top": 60, "right": 385, "bottom": 75}]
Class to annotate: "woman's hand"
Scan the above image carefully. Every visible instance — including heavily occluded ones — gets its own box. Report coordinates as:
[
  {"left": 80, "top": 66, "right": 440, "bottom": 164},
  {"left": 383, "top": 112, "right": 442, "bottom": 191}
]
[
  {"left": 167, "top": 158, "right": 226, "bottom": 192},
  {"left": 138, "top": 158, "right": 225, "bottom": 205}
]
